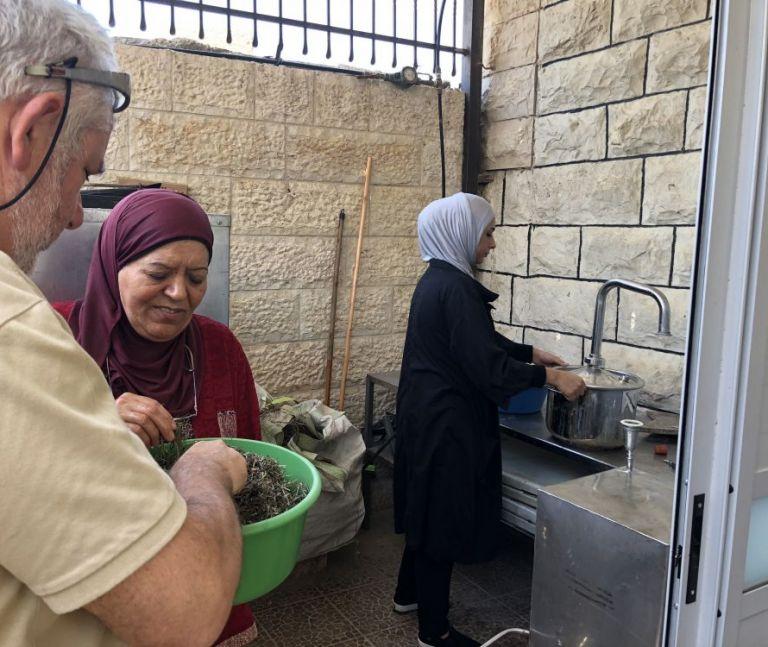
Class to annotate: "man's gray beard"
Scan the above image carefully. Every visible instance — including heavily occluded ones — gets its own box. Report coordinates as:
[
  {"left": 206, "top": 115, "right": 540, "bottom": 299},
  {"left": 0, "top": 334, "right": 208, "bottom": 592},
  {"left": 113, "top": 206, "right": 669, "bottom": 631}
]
[{"left": 9, "top": 154, "right": 66, "bottom": 274}]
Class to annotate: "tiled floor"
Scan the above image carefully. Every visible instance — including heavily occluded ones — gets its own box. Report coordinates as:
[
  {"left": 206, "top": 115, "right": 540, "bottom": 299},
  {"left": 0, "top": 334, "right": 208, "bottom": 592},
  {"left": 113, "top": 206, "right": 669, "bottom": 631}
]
[{"left": 249, "top": 462, "right": 532, "bottom": 646}]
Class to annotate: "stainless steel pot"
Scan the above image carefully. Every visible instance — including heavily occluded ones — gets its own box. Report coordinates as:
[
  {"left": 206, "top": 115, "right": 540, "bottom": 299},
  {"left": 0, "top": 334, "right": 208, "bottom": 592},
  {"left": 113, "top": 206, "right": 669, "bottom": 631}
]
[{"left": 544, "top": 366, "right": 645, "bottom": 449}]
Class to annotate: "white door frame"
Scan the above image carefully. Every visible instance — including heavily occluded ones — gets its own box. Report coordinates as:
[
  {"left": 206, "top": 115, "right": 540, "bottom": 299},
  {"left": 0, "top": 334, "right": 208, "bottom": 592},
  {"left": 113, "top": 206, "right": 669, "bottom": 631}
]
[{"left": 666, "top": 0, "right": 768, "bottom": 644}]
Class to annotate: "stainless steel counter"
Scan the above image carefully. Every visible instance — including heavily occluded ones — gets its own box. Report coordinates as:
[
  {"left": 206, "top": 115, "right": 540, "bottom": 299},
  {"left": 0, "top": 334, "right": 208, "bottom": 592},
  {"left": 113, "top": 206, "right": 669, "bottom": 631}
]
[
  {"left": 502, "top": 413, "right": 677, "bottom": 646},
  {"left": 499, "top": 411, "right": 676, "bottom": 480}
]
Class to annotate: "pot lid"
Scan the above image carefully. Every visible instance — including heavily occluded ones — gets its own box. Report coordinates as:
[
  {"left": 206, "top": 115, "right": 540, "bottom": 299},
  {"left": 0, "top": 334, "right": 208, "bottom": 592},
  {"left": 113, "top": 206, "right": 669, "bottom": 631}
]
[{"left": 560, "top": 365, "right": 645, "bottom": 391}]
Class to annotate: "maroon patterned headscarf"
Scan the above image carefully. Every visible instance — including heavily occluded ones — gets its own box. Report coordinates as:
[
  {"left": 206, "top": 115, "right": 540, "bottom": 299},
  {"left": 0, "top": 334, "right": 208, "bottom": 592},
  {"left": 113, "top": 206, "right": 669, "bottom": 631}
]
[{"left": 68, "top": 189, "right": 214, "bottom": 417}]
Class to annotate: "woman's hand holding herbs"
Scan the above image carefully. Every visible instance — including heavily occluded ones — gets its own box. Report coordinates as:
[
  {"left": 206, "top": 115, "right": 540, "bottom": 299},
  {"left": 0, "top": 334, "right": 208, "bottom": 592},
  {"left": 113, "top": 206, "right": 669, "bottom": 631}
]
[
  {"left": 173, "top": 440, "right": 248, "bottom": 495},
  {"left": 115, "top": 392, "right": 176, "bottom": 447}
]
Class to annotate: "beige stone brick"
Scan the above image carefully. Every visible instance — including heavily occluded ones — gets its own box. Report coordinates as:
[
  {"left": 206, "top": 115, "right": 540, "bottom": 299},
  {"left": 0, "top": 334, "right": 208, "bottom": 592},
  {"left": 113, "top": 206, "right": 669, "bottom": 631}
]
[
  {"left": 299, "top": 287, "right": 394, "bottom": 340},
  {"left": 230, "top": 235, "right": 336, "bottom": 291},
  {"left": 601, "top": 342, "right": 684, "bottom": 410},
  {"left": 538, "top": 41, "right": 646, "bottom": 114},
  {"left": 580, "top": 227, "right": 674, "bottom": 283},
  {"left": 393, "top": 285, "right": 416, "bottom": 332},
  {"left": 486, "top": 226, "right": 529, "bottom": 274},
  {"left": 95, "top": 170, "right": 232, "bottom": 215},
  {"left": 230, "top": 290, "right": 300, "bottom": 344},
  {"left": 480, "top": 173, "right": 505, "bottom": 219},
  {"left": 329, "top": 382, "right": 371, "bottom": 427},
  {"left": 538, "top": 0, "right": 611, "bottom": 64},
  {"left": 331, "top": 334, "right": 405, "bottom": 384},
  {"left": 643, "top": 153, "right": 702, "bottom": 225},
  {"left": 504, "top": 160, "right": 642, "bottom": 225},
  {"left": 115, "top": 44, "right": 171, "bottom": 111},
  {"left": 483, "top": 117, "right": 533, "bottom": 170},
  {"left": 370, "top": 82, "right": 440, "bottom": 135},
  {"left": 422, "top": 135, "right": 464, "bottom": 191},
  {"left": 613, "top": 0, "right": 708, "bottom": 42},
  {"left": 512, "top": 277, "right": 617, "bottom": 338},
  {"left": 339, "top": 237, "right": 424, "bottom": 288},
  {"left": 484, "top": 12, "right": 539, "bottom": 73},
  {"left": 253, "top": 64, "right": 313, "bottom": 125},
  {"left": 503, "top": 170, "right": 534, "bottom": 224},
  {"left": 617, "top": 287, "right": 690, "bottom": 353},
  {"left": 244, "top": 339, "right": 327, "bottom": 391},
  {"left": 672, "top": 227, "right": 696, "bottom": 287},
  {"left": 285, "top": 126, "right": 420, "bottom": 185},
  {"left": 486, "top": 0, "right": 540, "bottom": 24},
  {"left": 442, "top": 88, "right": 467, "bottom": 136},
  {"left": 368, "top": 186, "right": 441, "bottom": 237},
  {"left": 686, "top": 86, "right": 708, "bottom": 150},
  {"left": 647, "top": 22, "right": 712, "bottom": 93},
  {"left": 530, "top": 227, "right": 580, "bottom": 276},
  {"left": 478, "top": 272, "right": 512, "bottom": 323},
  {"left": 104, "top": 112, "right": 129, "bottom": 170},
  {"left": 231, "top": 179, "right": 362, "bottom": 236},
  {"left": 172, "top": 51, "right": 253, "bottom": 118},
  {"left": 496, "top": 323, "right": 525, "bottom": 343},
  {"left": 524, "top": 328, "right": 584, "bottom": 365},
  {"left": 314, "top": 72, "right": 370, "bottom": 131},
  {"left": 482, "top": 65, "right": 536, "bottom": 122},
  {"left": 184, "top": 174, "right": 232, "bottom": 215},
  {"left": 129, "top": 110, "right": 284, "bottom": 178},
  {"left": 534, "top": 107, "right": 606, "bottom": 165},
  {"left": 608, "top": 92, "right": 687, "bottom": 157}
]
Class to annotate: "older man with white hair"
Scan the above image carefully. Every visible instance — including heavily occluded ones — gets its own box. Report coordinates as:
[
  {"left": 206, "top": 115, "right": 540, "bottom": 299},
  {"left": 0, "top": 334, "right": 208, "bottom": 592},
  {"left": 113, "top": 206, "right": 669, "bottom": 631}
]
[{"left": 0, "top": 2, "right": 249, "bottom": 645}]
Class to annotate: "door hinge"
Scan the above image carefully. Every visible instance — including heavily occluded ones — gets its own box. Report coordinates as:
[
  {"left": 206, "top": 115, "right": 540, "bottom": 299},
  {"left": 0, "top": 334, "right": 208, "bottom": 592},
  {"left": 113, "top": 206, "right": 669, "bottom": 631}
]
[
  {"left": 685, "top": 493, "right": 706, "bottom": 604},
  {"left": 674, "top": 544, "right": 683, "bottom": 579}
]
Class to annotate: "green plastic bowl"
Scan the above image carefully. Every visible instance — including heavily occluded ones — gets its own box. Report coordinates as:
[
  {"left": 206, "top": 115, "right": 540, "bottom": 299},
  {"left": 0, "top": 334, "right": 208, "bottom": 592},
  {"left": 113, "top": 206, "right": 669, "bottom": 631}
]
[{"left": 154, "top": 438, "right": 321, "bottom": 604}]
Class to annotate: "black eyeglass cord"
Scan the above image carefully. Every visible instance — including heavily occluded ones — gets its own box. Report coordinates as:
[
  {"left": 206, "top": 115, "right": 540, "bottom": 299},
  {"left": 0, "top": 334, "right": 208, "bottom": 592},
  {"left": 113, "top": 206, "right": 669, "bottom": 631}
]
[{"left": 0, "top": 79, "right": 72, "bottom": 212}]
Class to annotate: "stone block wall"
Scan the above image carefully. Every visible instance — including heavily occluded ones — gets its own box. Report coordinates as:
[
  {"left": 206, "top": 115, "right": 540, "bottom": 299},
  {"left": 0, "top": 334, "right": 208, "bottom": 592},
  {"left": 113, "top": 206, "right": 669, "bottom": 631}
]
[
  {"left": 101, "top": 42, "right": 464, "bottom": 422},
  {"left": 480, "top": 0, "right": 712, "bottom": 411}
]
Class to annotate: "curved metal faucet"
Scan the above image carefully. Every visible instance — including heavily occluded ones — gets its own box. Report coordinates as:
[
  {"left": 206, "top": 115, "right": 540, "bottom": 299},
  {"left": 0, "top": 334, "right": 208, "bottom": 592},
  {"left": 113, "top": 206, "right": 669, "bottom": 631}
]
[{"left": 585, "top": 279, "right": 672, "bottom": 368}]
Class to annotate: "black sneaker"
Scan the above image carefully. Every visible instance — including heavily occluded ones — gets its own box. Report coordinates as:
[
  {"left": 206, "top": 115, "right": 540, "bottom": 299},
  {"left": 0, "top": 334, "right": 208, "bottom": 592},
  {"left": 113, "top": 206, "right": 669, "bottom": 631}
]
[{"left": 418, "top": 626, "right": 480, "bottom": 647}]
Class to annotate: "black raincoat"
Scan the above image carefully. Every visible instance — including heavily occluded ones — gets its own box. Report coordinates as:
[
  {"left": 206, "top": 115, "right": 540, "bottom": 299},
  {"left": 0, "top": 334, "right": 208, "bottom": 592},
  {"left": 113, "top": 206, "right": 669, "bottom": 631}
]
[{"left": 394, "top": 260, "right": 546, "bottom": 563}]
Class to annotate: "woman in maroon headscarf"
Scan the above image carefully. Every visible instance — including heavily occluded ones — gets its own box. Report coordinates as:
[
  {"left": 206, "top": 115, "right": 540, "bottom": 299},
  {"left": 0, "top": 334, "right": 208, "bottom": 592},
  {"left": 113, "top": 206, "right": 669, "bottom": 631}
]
[{"left": 53, "top": 188, "right": 260, "bottom": 647}]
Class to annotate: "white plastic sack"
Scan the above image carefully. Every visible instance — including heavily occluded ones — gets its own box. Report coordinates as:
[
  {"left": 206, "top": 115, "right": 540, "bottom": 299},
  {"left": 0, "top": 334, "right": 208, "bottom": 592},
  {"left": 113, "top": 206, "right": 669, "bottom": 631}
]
[{"left": 257, "top": 386, "right": 365, "bottom": 560}]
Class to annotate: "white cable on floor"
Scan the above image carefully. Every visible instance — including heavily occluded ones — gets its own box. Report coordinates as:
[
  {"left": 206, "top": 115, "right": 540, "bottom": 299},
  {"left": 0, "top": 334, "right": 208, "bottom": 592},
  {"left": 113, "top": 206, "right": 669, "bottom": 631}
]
[{"left": 479, "top": 627, "right": 531, "bottom": 646}]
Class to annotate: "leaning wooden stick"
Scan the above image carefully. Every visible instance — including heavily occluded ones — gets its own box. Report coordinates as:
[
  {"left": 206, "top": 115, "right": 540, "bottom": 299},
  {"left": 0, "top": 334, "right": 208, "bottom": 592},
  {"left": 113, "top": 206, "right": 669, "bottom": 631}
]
[
  {"left": 339, "top": 156, "right": 373, "bottom": 410},
  {"left": 323, "top": 209, "right": 346, "bottom": 406}
]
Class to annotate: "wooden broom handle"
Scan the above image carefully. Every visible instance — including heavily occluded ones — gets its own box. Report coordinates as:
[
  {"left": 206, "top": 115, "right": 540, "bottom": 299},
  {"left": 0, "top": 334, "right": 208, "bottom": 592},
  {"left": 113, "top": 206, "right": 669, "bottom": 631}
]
[{"left": 339, "top": 156, "right": 373, "bottom": 410}]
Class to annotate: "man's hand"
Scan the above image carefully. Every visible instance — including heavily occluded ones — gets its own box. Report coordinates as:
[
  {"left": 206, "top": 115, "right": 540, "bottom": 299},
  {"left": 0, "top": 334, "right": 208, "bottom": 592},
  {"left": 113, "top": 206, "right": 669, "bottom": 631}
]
[
  {"left": 546, "top": 368, "right": 587, "bottom": 401},
  {"left": 115, "top": 392, "right": 176, "bottom": 447},
  {"left": 532, "top": 347, "right": 567, "bottom": 367},
  {"left": 172, "top": 440, "right": 248, "bottom": 495}
]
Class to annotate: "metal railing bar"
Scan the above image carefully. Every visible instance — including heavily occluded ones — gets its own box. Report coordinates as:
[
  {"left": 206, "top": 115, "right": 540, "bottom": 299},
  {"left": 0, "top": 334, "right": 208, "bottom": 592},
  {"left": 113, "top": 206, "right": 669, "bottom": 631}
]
[
  {"left": 370, "top": 0, "right": 376, "bottom": 64},
  {"left": 197, "top": 0, "right": 204, "bottom": 39},
  {"left": 276, "top": 0, "right": 283, "bottom": 59},
  {"left": 142, "top": 0, "right": 468, "bottom": 55},
  {"left": 451, "top": 0, "right": 457, "bottom": 76},
  {"left": 252, "top": 0, "right": 258, "bottom": 47},
  {"left": 326, "top": 0, "right": 331, "bottom": 59},
  {"left": 302, "top": 0, "right": 308, "bottom": 54},
  {"left": 349, "top": 0, "right": 354, "bottom": 61},
  {"left": 226, "top": 0, "right": 232, "bottom": 43},
  {"left": 433, "top": 0, "right": 437, "bottom": 72},
  {"left": 392, "top": 0, "right": 397, "bottom": 68},
  {"left": 413, "top": 0, "right": 418, "bottom": 68}
]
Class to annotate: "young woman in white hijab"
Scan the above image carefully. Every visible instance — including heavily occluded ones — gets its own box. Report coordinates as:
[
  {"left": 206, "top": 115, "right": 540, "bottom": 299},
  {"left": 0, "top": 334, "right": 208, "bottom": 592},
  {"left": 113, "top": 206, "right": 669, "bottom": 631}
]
[{"left": 392, "top": 193, "right": 585, "bottom": 647}]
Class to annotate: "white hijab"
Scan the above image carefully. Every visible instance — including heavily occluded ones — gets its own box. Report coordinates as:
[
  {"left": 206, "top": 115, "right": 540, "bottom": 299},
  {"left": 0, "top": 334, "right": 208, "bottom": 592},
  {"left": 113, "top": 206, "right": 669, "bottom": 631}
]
[{"left": 417, "top": 192, "right": 495, "bottom": 276}]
